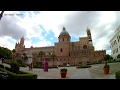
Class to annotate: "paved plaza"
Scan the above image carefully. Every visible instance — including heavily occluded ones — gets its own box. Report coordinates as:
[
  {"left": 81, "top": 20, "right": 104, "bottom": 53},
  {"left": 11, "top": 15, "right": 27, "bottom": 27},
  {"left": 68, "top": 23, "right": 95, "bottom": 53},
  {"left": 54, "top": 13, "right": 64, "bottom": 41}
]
[{"left": 3, "top": 62, "right": 120, "bottom": 79}]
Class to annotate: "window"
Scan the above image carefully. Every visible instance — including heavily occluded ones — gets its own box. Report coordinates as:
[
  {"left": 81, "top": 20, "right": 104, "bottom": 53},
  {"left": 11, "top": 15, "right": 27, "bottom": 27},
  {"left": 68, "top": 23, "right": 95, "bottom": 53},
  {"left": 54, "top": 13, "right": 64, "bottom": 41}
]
[
  {"left": 61, "top": 48, "right": 63, "bottom": 52},
  {"left": 114, "top": 40, "right": 117, "bottom": 45},
  {"left": 117, "top": 35, "right": 120, "bottom": 42},
  {"left": 83, "top": 45, "right": 87, "bottom": 49}
]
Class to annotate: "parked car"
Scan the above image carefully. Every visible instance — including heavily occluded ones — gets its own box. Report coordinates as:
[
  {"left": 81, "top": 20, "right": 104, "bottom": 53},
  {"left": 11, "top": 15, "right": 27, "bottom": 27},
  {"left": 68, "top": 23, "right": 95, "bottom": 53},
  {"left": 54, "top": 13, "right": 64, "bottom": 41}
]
[{"left": 0, "top": 71, "right": 9, "bottom": 79}]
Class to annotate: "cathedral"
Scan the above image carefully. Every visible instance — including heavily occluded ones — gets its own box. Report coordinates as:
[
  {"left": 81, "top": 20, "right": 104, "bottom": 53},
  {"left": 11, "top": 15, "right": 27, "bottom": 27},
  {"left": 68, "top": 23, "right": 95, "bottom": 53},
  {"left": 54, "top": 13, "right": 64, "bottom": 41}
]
[{"left": 14, "top": 27, "right": 106, "bottom": 66}]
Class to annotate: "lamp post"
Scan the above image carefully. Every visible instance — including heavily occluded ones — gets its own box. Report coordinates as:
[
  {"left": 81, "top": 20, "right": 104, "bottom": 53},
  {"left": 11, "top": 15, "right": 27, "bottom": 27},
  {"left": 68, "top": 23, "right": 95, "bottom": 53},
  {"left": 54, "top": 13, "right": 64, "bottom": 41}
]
[{"left": 0, "top": 11, "right": 4, "bottom": 20}]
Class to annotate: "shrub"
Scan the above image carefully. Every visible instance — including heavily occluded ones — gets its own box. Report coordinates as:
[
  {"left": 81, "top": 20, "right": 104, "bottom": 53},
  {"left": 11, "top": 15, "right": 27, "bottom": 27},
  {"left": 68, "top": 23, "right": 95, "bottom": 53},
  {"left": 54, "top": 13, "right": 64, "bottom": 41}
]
[
  {"left": 3, "top": 59, "right": 12, "bottom": 65},
  {"left": 10, "top": 62, "right": 20, "bottom": 73},
  {"left": 33, "top": 62, "right": 43, "bottom": 67},
  {"left": 5, "top": 67, "right": 13, "bottom": 72},
  {"left": 103, "top": 65, "right": 110, "bottom": 69},
  {"left": 0, "top": 64, "right": 4, "bottom": 69},
  {"left": 60, "top": 68, "right": 67, "bottom": 72},
  {"left": 115, "top": 71, "right": 120, "bottom": 79},
  {"left": 0, "top": 71, "right": 9, "bottom": 79},
  {"left": 0, "top": 67, "right": 37, "bottom": 79}
]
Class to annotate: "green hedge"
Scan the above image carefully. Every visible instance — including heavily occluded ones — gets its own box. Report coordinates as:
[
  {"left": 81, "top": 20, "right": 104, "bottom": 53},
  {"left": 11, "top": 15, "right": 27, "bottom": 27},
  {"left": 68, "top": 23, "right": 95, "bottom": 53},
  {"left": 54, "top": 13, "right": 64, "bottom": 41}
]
[
  {"left": 5, "top": 67, "right": 27, "bottom": 74},
  {"left": 115, "top": 71, "right": 120, "bottom": 79},
  {"left": 0, "top": 67, "right": 37, "bottom": 79},
  {"left": 0, "top": 64, "right": 4, "bottom": 69},
  {"left": 33, "top": 66, "right": 58, "bottom": 69}
]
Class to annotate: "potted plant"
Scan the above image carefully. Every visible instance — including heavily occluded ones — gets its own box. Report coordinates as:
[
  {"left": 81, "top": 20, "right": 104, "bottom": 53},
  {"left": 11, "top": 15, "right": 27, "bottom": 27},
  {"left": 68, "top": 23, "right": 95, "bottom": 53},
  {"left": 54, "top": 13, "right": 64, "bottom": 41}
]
[
  {"left": 60, "top": 68, "right": 67, "bottom": 78},
  {"left": 103, "top": 62, "right": 110, "bottom": 74},
  {"left": 103, "top": 55, "right": 110, "bottom": 74}
]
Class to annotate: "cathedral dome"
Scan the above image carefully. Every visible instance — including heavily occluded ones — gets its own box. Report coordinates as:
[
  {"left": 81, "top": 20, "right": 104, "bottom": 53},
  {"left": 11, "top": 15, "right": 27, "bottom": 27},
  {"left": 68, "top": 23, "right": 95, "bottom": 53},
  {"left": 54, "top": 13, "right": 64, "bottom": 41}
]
[{"left": 59, "top": 27, "right": 70, "bottom": 36}]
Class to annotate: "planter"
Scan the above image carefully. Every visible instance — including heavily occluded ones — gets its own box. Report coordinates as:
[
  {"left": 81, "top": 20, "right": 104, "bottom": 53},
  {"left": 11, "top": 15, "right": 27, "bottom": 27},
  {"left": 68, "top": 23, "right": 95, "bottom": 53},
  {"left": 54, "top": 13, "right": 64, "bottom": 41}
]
[
  {"left": 61, "top": 72, "right": 67, "bottom": 78},
  {"left": 104, "top": 68, "right": 109, "bottom": 74},
  {"left": 60, "top": 68, "right": 67, "bottom": 78}
]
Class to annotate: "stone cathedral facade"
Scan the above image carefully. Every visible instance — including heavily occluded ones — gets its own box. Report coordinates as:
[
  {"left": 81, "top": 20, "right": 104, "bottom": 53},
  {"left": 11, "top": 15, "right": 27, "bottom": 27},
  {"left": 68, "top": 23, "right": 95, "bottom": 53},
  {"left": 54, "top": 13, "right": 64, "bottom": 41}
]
[{"left": 14, "top": 27, "right": 106, "bottom": 66}]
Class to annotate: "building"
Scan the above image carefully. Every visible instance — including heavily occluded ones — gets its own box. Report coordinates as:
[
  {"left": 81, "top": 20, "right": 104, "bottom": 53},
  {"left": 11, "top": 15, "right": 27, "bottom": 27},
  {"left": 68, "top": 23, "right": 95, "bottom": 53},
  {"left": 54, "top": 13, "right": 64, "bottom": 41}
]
[
  {"left": 110, "top": 25, "right": 120, "bottom": 60},
  {"left": 14, "top": 27, "right": 106, "bottom": 66}
]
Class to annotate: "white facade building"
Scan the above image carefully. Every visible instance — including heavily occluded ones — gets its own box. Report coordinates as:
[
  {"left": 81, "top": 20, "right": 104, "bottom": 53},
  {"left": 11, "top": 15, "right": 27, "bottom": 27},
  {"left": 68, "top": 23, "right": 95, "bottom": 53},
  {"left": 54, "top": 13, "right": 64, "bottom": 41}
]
[{"left": 110, "top": 25, "right": 120, "bottom": 60}]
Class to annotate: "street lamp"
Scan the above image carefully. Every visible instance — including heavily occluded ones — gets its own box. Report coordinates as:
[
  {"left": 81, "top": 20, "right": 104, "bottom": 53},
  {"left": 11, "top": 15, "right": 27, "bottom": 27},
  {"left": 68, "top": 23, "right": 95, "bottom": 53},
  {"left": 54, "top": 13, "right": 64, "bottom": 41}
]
[{"left": 0, "top": 11, "right": 4, "bottom": 20}]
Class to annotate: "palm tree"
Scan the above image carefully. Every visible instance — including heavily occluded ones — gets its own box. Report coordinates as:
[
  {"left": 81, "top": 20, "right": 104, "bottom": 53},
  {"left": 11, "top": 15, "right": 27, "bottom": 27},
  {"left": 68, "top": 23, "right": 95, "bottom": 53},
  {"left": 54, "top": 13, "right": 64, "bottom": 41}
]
[
  {"left": 50, "top": 53, "right": 56, "bottom": 66},
  {"left": 37, "top": 51, "right": 45, "bottom": 64}
]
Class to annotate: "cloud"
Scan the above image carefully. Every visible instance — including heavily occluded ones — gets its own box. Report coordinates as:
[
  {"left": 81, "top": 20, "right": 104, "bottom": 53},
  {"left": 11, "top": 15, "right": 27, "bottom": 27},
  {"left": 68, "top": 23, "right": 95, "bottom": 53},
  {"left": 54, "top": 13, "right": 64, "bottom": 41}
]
[
  {"left": 59, "top": 11, "right": 120, "bottom": 54},
  {"left": 0, "top": 36, "right": 16, "bottom": 50},
  {"left": 0, "top": 11, "right": 26, "bottom": 41},
  {"left": 0, "top": 11, "right": 120, "bottom": 55}
]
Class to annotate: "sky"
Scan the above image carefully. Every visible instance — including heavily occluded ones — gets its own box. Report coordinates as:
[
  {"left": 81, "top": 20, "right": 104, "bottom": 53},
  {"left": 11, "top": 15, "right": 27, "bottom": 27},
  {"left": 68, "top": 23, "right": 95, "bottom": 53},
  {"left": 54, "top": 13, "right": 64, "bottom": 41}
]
[{"left": 0, "top": 11, "right": 120, "bottom": 55}]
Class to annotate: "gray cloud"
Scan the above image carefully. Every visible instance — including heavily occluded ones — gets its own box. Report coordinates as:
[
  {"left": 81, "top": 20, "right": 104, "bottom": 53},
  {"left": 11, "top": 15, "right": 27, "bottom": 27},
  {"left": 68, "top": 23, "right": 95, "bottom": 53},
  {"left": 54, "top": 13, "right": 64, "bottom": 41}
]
[
  {"left": 59, "top": 11, "right": 101, "bottom": 37},
  {"left": 0, "top": 13, "right": 26, "bottom": 41},
  {"left": 1, "top": 11, "right": 120, "bottom": 55},
  {"left": 59, "top": 11, "right": 120, "bottom": 53}
]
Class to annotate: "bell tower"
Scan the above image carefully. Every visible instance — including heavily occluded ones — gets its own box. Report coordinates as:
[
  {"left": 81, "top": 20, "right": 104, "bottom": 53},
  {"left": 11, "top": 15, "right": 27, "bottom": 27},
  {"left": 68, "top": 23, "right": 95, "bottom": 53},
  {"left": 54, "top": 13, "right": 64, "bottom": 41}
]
[
  {"left": 20, "top": 36, "right": 24, "bottom": 48},
  {"left": 86, "top": 27, "right": 93, "bottom": 45}
]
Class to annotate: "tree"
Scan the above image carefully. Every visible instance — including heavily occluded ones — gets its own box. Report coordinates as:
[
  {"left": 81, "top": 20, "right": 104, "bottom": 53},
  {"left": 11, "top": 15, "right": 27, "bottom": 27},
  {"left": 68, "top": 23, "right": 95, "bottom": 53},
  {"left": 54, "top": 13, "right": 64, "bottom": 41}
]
[
  {"left": 37, "top": 51, "right": 45, "bottom": 64},
  {"left": 0, "top": 46, "right": 12, "bottom": 59},
  {"left": 104, "top": 54, "right": 111, "bottom": 61},
  {"left": 12, "top": 49, "right": 16, "bottom": 61},
  {"left": 50, "top": 53, "right": 56, "bottom": 66},
  {"left": 117, "top": 54, "right": 120, "bottom": 59},
  {"left": 104, "top": 54, "right": 111, "bottom": 65}
]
